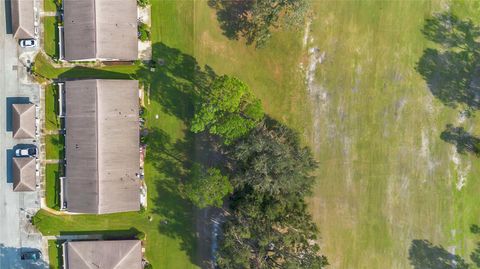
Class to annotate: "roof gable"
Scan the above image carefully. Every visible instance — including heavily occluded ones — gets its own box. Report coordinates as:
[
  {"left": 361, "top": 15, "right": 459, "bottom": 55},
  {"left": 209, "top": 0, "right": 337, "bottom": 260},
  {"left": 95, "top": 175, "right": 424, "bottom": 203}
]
[
  {"left": 11, "top": 0, "right": 35, "bottom": 39},
  {"left": 13, "top": 103, "right": 36, "bottom": 139},
  {"left": 13, "top": 157, "right": 36, "bottom": 192},
  {"left": 66, "top": 240, "right": 142, "bottom": 269},
  {"left": 63, "top": 0, "right": 138, "bottom": 61}
]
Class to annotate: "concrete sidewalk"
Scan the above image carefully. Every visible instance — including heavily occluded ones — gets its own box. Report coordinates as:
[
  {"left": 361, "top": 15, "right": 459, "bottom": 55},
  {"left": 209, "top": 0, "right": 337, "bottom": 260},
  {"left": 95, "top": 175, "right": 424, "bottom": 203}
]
[{"left": 0, "top": 0, "right": 45, "bottom": 267}]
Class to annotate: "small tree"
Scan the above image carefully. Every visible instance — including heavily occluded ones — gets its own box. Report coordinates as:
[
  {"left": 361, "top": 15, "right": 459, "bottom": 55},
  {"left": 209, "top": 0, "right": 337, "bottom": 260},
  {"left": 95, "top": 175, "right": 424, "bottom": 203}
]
[
  {"left": 137, "top": 0, "right": 150, "bottom": 8},
  {"left": 191, "top": 75, "right": 263, "bottom": 144},
  {"left": 183, "top": 164, "right": 233, "bottom": 208},
  {"left": 138, "top": 22, "right": 151, "bottom": 42}
]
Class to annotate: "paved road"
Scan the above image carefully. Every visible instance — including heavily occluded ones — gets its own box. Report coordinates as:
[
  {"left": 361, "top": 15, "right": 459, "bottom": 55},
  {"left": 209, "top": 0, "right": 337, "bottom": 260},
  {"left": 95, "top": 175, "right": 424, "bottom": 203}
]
[{"left": 0, "top": 0, "right": 45, "bottom": 268}]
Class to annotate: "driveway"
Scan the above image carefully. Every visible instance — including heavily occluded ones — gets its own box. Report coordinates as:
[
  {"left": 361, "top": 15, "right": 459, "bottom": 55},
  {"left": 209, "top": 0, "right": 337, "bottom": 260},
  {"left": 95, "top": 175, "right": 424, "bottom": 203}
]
[{"left": 0, "top": 0, "right": 45, "bottom": 268}]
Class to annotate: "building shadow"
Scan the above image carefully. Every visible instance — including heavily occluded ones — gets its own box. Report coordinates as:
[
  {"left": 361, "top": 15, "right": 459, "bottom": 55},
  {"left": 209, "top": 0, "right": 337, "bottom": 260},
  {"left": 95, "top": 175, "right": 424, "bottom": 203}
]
[
  {"left": 59, "top": 227, "right": 143, "bottom": 240},
  {"left": 57, "top": 66, "right": 136, "bottom": 80},
  {"left": 4, "top": 0, "right": 12, "bottom": 34},
  {"left": 5, "top": 149, "right": 13, "bottom": 183},
  {"left": 0, "top": 244, "right": 48, "bottom": 269},
  {"left": 6, "top": 97, "right": 30, "bottom": 132},
  {"left": 440, "top": 124, "right": 480, "bottom": 156}
]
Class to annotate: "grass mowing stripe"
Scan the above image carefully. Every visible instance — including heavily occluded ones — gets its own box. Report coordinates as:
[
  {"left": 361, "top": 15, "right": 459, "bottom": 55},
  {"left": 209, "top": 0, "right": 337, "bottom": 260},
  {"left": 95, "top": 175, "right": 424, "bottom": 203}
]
[
  {"left": 45, "top": 84, "right": 60, "bottom": 131},
  {"left": 45, "top": 164, "right": 61, "bottom": 210},
  {"left": 45, "top": 134, "right": 64, "bottom": 160}
]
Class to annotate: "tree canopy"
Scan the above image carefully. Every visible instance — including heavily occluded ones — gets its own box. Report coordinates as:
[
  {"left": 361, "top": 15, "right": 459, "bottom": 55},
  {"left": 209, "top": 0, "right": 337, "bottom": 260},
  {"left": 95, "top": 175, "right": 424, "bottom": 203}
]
[
  {"left": 191, "top": 75, "right": 264, "bottom": 144},
  {"left": 217, "top": 192, "right": 328, "bottom": 269},
  {"left": 230, "top": 118, "right": 317, "bottom": 196},
  {"left": 183, "top": 163, "right": 233, "bottom": 208},
  {"left": 209, "top": 0, "right": 310, "bottom": 48},
  {"left": 216, "top": 118, "right": 327, "bottom": 269}
]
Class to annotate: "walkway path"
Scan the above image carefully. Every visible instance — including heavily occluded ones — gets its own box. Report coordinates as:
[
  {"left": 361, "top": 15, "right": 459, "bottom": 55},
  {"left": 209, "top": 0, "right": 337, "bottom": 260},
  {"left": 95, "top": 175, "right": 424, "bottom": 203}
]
[{"left": 44, "top": 234, "right": 103, "bottom": 241}]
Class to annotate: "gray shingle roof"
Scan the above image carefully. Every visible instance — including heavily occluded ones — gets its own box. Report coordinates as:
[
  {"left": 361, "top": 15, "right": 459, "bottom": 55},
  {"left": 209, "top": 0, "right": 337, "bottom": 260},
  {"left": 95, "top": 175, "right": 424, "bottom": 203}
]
[
  {"left": 11, "top": 0, "right": 35, "bottom": 39},
  {"left": 13, "top": 157, "right": 36, "bottom": 192},
  {"left": 65, "top": 80, "right": 140, "bottom": 214},
  {"left": 63, "top": 0, "right": 138, "bottom": 61},
  {"left": 66, "top": 240, "right": 142, "bottom": 269},
  {"left": 12, "top": 103, "right": 36, "bottom": 139}
]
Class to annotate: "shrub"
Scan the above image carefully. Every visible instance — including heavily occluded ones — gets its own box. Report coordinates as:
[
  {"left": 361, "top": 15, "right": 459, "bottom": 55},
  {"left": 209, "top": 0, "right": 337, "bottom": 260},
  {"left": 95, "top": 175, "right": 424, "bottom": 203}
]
[
  {"left": 136, "top": 231, "right": 146, "bottom": 240},
  {"left": 137, "top": 0, "right": 150, "bottom": 8},
  {"left": 138, "top": 22, "right": 151, "bottom": 42}
]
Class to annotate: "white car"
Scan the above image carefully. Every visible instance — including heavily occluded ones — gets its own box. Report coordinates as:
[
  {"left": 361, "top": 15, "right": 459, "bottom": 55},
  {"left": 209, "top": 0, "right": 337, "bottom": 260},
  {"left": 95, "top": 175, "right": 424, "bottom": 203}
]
[
  {"left": 15, "top": 147, "right": 37, "bottom": 157},
  {"left": 19, "top": 39, "right": 37, "bottom": 48}
]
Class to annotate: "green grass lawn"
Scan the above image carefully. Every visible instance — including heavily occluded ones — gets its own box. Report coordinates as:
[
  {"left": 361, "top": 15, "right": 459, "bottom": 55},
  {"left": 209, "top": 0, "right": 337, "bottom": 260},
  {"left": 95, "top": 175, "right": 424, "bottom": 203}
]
[
  {"left": 43, "top": 17, "right": 58, "bottom": 59},
  {"left": 45, "top": 164, "right": 61, "bottom": 210},
  {"left": 47, "top": 240, "right": 63, "bottom": 269},
  {"left": 45, "top": 134, "right": 64, "bottom": 160},
  {"left": 45, "top": 84, "right": 60, "bottom": 131},
  {"left": 43, "top": 0, "right": 58, "bottom": 12},
  {"left": 35, "top": 0, "right": 480, "bottom": 268},
  {"left": 33, "top": 53, "right": 140, "bottom": 80},
  {"left": 35, "top": 1, "right": 310, "bottom": 268},
  {"left": 149, "top": 0, "right": 480, "bottom": 268}
]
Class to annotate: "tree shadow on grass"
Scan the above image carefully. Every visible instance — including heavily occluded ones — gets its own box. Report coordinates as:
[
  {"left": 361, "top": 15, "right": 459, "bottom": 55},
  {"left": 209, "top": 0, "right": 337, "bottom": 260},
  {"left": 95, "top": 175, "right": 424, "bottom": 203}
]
[
  {"left": 207, "top": 0, "right": 254, "bottom": 41},
  {"left": 137, "top": 42, "right": 217, "bottom": 123},
  {"left": 409, "top": 224, "right": 480, "bottom": 268},
  {"left": 147, "top": 127, "right": 225, "bottom": 268},
  {"left": 138, "top": 42, "right": 230, "bottom": 267},
  {"left": 146, "top": 128, "right": 195, "bottom": 265},
  {"left": 417, "top": 12, "right": 480, "bottom": 111},
  {"left": 46, "top": 134, "right": 65, "bottom": 160},
  {"left": 440, "top": 124, "right": 480, "bottom": 156},
  {"left": 408, "top": 239, "right": 470, "bottom": 269}
]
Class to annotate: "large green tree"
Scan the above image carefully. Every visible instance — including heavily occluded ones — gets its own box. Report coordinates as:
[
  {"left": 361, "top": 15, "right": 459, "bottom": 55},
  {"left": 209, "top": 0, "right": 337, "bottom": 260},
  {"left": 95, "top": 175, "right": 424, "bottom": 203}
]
[
  {"left": 230, "top": 118, "right": 317, "bottom": 196},
  {"left": 191, "top": 75, "right": 263, "bottom": 144},
  {"left": 183, "top": 163, "right": 233, "bottom": 208},
  {"left": 217, "top": 191, "right": 328, "bottom": 268},
  {"left": 216, "top": 118, "right": 327, "bottom": 268}
]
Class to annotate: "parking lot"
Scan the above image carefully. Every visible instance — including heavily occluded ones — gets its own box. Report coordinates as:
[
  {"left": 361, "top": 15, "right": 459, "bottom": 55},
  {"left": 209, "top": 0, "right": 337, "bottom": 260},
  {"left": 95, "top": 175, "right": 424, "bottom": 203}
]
[{"left": 0, "top": 0, "right": 46, "bottom": 268}]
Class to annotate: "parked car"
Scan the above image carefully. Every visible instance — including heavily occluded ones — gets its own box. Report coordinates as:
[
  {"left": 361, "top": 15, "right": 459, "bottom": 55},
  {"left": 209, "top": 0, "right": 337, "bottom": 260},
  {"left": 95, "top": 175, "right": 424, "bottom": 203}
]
[
  {"left": 15, "top": 147, "right": 37, "bottom": 157},
  {"left": 19, "top": 39, "right": 37, "bottom": 48},
  {"left": 20, "top": 250, "right": 41, "bottom": 261}
]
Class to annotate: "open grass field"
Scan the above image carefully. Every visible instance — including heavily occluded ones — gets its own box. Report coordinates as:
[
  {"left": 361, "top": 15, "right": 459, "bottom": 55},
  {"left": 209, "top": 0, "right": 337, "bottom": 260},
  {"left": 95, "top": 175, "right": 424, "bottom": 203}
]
[
  {"left": 153, "top": 0, "right": 480, "bottom": 268},
  {"left": 305, "top": 1, "right": 480, "bottom": 268}
]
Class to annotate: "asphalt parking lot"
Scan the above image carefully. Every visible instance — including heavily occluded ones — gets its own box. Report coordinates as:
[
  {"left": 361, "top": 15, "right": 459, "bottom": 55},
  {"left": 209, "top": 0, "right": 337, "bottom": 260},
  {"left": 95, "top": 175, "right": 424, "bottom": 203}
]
[{"left": 0, "top": 0, "right": 46, "bottom": 268}]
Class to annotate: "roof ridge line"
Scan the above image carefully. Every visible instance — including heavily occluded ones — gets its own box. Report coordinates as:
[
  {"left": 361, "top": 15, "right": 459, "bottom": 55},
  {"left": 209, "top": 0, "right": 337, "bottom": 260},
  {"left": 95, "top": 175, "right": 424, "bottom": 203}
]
[
  {"left": 69, "top": 243, "right": 95, "bottom": 269},
  {"left": 112, "top": 241, "right": 141, "bottom": 269},
  {"left": 93, "top": 0, "right": 98, "bottom": 58}
]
